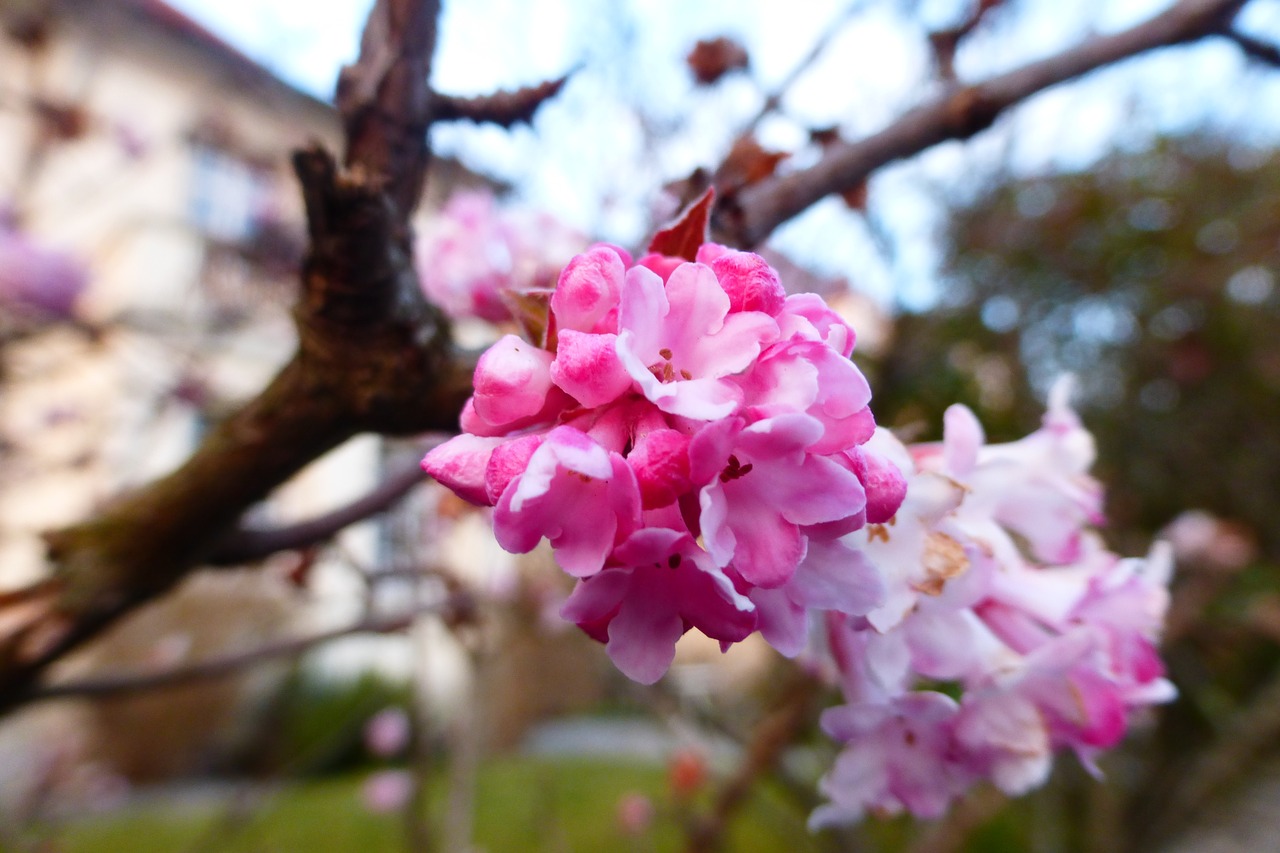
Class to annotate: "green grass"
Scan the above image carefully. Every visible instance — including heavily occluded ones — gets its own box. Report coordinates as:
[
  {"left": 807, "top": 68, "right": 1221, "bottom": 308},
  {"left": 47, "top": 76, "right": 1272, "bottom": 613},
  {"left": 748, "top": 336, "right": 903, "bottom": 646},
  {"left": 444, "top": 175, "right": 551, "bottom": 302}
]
[{"left": 45, "top": 756, "right": 821, "bottom": 853}]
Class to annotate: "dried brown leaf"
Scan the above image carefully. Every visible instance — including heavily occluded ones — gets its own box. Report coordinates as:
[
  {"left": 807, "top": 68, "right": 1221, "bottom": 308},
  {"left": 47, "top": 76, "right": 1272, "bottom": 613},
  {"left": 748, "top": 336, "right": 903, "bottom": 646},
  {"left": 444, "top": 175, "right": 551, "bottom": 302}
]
[
  {"left": 687, "top": 37, "right": 750, "bottom": 85},
  {"left": 648, "top": 187, "right": 715, "bottom": 261}
]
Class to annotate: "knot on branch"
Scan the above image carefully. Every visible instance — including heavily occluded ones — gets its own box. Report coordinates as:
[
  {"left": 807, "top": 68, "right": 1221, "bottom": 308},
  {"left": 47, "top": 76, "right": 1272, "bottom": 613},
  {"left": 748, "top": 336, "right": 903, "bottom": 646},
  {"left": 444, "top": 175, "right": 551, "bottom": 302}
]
[
  {"left": 944, "top": 85, "right": 1003, "bottom": 140},
  {"left": 290, "top": 145, "right": 471, "bottom": 434}
]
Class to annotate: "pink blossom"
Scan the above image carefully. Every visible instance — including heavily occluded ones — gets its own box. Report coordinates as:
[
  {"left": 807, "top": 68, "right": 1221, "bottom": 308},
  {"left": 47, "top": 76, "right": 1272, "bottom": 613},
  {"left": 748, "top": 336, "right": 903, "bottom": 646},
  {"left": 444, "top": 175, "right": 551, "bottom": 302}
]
[
  {"left": 415, "top": 190, "right": 585, "bottom": 322},
  {"left": 361, "top": 769, "right": 414, "bottom": 814},
  {"left": 616, "top": 792, "right": 655, "bottom": 835},
  {"left": 616, "top": 262, "right": 778, "bottom": 420},
  {"left": 561, "top": 527, "right": 755, "bottom": 683},
  {"left": 692, "top": 413, "right": 868, "bottom": 587},
  {"left": 810, "top": 390, "right": 1173, "bottom": 825},
  {"left": 493, "top": 426, "right": 642, "bottom": 577},
  {"left": 364, "top": 707, "right": 411, "bottom": 758},
  {"left": 422, "top": 241, "right": 899, "bottom": 684},
  {"left": 421, "top": 236, "right": 1172, "bottom": 827}
]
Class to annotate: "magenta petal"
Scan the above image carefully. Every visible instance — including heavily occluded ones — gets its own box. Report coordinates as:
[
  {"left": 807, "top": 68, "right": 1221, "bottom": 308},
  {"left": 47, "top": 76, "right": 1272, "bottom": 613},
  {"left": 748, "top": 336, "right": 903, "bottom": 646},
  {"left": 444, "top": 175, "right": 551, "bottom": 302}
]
[
  {"left": 485, "top": 432, "right": 545, "bottom": 503},
  {"left": 687, "top": 417, "right": 740, "bottom": 486},
  {"left": 561, "top": 569, "right": 631, "bottom": 631},
  {"left": 421, "top": 434, "right": 505, "bottom": 506},
  {"left": 793, "top": 539, "right": 885, "bottom": 616},
  {"left": 628, "top": 428, "right": 693, "bottom": 508},
  {"left": 780, "top": 293, "right": 856, "bottom": 357},
  {"left": 617, "top": 263, "right": 774, "bottom": 420},
  {"left": 719, "top": 492, "right": 806, "bottom": 587},
  {"left": 580, "top": 530, "right": 756, "bottom": 683},
  {"left": 635, "top": 252, "right": 684, "bottom": 282},
  {"left": 849, "top": 447, "right": 909, "bottom": 524},
  {"left": 735, "top": 415, "right": 866, "bottom": 526},
  {"left": 752, "top": 586, "right": 808, "bottom": 657},
  {"left": 606, "top": 595, "right": 684, "bottom": 684},
  {"left": 550, "top": 329, "right": 633, "bottom": 407},
  {"left": 694, "top": 243, "right": 732, "bottom": 265},
  {"left": 712, "top": 251, "right": 786, "bottom": 316},
  {"left": 776, "top": 454, "right": 866, "bottom": 526},
  {"left": 493, "top": 427, "right": 640, "bottom": 576},
  {"left": 617, "top": 265, "right": 668, "bottom": 354},
  {"left": 735, "top": 412, "right": 824, "bottom": 459},
  {"left": 471, "top": 334, "right": 556, "bottom": 425},
  {"left": 551, "top": 245, "right": 626, "bottom": 333},
  {"left": 662, "top": 263, "right": 732, "bottom": 341}
]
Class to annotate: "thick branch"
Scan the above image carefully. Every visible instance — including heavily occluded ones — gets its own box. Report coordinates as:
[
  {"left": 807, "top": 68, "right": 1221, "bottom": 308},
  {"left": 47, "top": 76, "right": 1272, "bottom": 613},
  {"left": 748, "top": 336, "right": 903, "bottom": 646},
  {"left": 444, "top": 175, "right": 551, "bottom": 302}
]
[
  {"left": 432, "top": 77, "right": 570, "bottom": 127},
  {"left": 337, "top": 0, "right": 441, "bottom": 219},
  {"left": 0, "top": 0, "right": 474, "bottom": 711},
  {"left": 714, "top": 0, "right": 1250, "bottom": 247}
]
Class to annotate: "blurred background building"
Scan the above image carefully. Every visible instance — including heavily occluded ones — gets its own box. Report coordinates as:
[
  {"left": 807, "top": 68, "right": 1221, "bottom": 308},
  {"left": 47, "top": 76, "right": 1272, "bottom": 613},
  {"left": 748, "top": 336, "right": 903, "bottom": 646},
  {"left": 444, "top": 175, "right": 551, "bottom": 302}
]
[{"left": 0, "top": 0, "right": 520, "bottom": 803}]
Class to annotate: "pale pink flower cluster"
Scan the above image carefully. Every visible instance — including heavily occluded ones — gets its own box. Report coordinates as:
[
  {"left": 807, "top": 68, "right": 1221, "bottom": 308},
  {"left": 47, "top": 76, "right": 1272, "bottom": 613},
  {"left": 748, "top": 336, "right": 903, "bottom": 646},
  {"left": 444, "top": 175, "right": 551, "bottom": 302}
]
[
  {"left": 415, "top": 190, "right": 586, "bottom": 323},
  {"left": 422, "top": 243, "right": 906, "bottom": 684},
  {"left": 809, "top": 384, "right": 1173, "bottom": 827}
]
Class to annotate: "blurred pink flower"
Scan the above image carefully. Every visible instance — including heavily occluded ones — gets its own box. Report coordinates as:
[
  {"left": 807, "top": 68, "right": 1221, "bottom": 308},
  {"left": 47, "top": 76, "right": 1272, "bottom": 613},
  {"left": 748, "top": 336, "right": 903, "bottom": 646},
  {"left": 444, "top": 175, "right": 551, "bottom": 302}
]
[
  {"left": 363, "top": 707, "right": 411, "bottom": 758},
  {"left": 0, "top": 225, "right": 88, "bottom": 320},
  {"left": 361, "top": 769, "right": 414, "bottom": 814},
  {"left": 415, "top": 190, "right": 586, "bottom": 322},
  {"left": 1162, "top": 509, "right": 1256, "bottom": 570},
  {"left": 616, "top": 791, "right": 655, "bottom": 835}
]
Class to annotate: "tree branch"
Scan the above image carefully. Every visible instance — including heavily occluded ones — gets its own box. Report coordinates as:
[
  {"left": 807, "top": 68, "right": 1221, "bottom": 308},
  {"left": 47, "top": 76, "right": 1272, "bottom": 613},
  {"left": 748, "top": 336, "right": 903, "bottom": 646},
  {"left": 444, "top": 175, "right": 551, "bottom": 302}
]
[
  {"left": 337, "top": 0, "right": 441, "bottom": 219},
  {"left": 208, "top": 454, "right": 434, "bottom": 566},
  {"left": 739, "top": 2, "right": 863, "bottom": 137},
  {"left": 684, "top": 671, "right": 822, "bottom": 853},
  {"left": 929, "top": 0, "right": 1004, "bottom": 81},
  {"left": 1224, "top": 28, "right": 1280, "bottom": 67},
  {"left": 21, "top": 596, "right": 466, "bottom": 704},
  {"left": 713, "top": 0, "right": 1250, "bottom": 248},
  {"left": 432, "top": 77, "right": 570, "bottom": 127},
  {"left": 0, "top": 0, "right": 484, "bottom": 712}
]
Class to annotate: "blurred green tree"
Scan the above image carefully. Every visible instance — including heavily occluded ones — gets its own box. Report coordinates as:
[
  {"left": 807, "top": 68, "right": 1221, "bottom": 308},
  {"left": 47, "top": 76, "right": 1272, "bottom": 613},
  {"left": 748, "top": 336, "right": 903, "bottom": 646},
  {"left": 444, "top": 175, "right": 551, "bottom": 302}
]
[{"left": 875, "top": 135, "right": 1280, "bottom": 559}]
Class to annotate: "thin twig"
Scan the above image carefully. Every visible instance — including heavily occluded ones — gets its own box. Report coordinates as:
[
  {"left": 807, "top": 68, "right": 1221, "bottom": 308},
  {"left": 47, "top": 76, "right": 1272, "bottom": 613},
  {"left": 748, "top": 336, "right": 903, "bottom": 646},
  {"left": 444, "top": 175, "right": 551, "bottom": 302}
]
[
  {"left": 1140, "top": 667, "right": 1280, "bottom": 845},
  {"left": 739, "top": 1, "right": 866, "bottom": 136},
  {"left": 929, "top": 0, "right": 1004, "bottom": 81},
  {"left": 714, "top": 0, "right": 1250, "bottom": 247},
  {"left": 22, "top": 596, "right": 464, "bottom": 703},
  {"left": 1223, "top": 27, "right": 1280, "bottom": 66},
  {"left": 684, "top": 671, "right": 823, "bottom": 853},
  {"left": 209, "top": 452, "right": 437, "bottom": 565},
  {"left": 432, "top": 76, "right": 570, "bottom": 127}
]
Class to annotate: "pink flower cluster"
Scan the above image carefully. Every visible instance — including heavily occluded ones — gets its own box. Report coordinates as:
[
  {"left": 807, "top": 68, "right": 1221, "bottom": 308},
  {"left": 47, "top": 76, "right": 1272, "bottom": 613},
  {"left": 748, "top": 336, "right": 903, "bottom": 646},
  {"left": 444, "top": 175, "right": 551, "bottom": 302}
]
[
  {"left": 421, "top": 231, "right": 1173, "bottom": 825},
  {"left": 809, "top": 384, "right": 1173, "bottom": 826},
  {"left": 415, "top": 190, "right": 586, "bottom": 323},
  {"left": 422, "top": 243, "right": 906, "bottom": 683}
]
